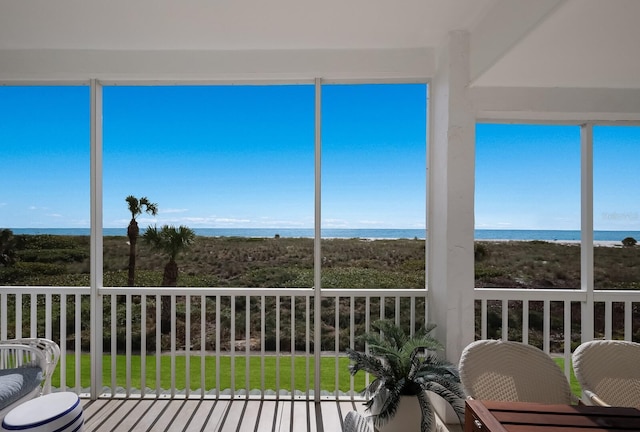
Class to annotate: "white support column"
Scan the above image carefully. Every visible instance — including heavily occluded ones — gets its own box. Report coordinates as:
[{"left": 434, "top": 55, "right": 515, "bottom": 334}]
[
  {"left": 429, "top": 31, "right": 475, "bottom": 363},
  {"left": 90, "top": 79, "right": 104, "bottom": 399},
  {"left": 580, "top": 123, "right": 594, "bottom": 342},
  {"left": 313, "top": 77, "right": 322, "bottom": 403}
]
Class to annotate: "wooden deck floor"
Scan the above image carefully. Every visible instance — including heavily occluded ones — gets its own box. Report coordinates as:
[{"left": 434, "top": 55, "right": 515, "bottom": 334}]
[{"left": 81, "top": 398, "right": 368, "bottom": 432}]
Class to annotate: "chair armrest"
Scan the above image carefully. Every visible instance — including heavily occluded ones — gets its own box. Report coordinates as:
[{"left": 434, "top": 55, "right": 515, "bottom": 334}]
[
  {"left": 582, "top": 389, "right": 611, "bottom": 407},
  {"left": 0, "top": 338, "right": 60, "bottom": 394}
]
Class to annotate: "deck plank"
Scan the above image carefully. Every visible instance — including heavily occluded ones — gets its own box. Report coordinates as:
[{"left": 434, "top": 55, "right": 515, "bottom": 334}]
[
  {"left": 202, "top": 399, "right": 231, "bottom": 431},
  {"left": 165, "top": 400, "right": 204, "bottom": 432},
  {"left": 184, "top": 400, "right": 217, "bottom": 432},
  {"left": 255, "top": 400, "right": 278, "bottom": 432},
  {"left": 80, "top": 398, "right": 376, "bottom": 432}
]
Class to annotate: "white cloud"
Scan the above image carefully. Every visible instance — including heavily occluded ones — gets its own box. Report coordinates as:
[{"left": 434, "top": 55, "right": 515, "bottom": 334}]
[{"left": 162, "top": 208, "right": 189, "bottom": 214}]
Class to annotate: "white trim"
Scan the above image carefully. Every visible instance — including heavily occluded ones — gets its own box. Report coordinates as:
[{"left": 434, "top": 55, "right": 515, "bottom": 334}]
[{"left": 0, "top": 48, "right": 434, "bottom": 82}]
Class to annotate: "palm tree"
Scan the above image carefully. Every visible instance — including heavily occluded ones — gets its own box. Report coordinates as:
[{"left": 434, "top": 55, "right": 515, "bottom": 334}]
[
  {"left": 347, "top": 319, "right": 465, "bottom": 432},
  {"left": 126, "top": 196, "right": 158, "bottom": 286},
  {"left": 143, "top": 224, "right": 196, "bottom": 333}
]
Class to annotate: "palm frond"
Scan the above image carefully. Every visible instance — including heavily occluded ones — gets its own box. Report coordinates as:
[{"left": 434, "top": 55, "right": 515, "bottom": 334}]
[
  {"left": 372, "top": 319, "right": 408, "bottom": 349},
  {"left": 418, "top": 381, "right": 466, "bottom": 425},
  {"left": 346, "top": 349, "right": 388, "bottom": 379},
  {"left": 400, "top": 335, "right": 443, "bottom": 357},
  {"left": 416, "top": 389, "right": 435, "bottom": 432}
]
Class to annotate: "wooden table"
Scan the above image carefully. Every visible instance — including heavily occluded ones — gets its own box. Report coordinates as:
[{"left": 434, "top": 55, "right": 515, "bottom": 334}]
[{"left": 465, "top": 399, "right": 640, "bottom": 431}]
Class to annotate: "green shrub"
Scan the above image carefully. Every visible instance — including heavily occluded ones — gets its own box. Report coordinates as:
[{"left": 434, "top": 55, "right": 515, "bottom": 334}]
[
  {"left": 622, "top": 237, "right": 637, "bottom": 247},
  {"left": 474, "top": 243, "right": 490, "bottom": 261},
  {"left": 17, "top": 248, "right": 89, "bottom": 263},
  {"left": 0, "top": 262, "right": 66, "bottom": 281},
  {"left": 475, "top": 265, "right": 505, "bottom": 280}
]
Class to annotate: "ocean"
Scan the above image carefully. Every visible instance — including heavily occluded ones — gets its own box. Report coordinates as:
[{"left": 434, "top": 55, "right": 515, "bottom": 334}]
[{"left": 6, "top": 228, "right": 640, "bottom": 242}]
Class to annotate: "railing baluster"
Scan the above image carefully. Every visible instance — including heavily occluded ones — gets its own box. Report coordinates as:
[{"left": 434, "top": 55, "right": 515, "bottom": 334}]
[
  {"left": 604, "top": 300, "right": 612, "bottom": 340},
  {"left": 291, "top": 295, "right": 295, "bottom": 399},
  {"left": 75, "top": 293, "right": 81, "bottom": 394},
  {"left": 543, "top": 299, "right": 550, "bottom": 354},
  {"left": 30, "top": 293, "right": 36, "bottom": 337},
  {"left": 349, "top": 295, "right": 355, "bottom": 399},
  {"left": 410, "top": 296, "right": 415, "bottom": 337},
  {"left": 155, "top": 294, "right": 161, "bottom": 397},
  {"left": 185, "top": 295, "right": 191, "bottom": 398},
  {"left": 200, "top": 295, "right": 206, "bottom": 397},
  {"left": 141, "top": 294, "right": 147, "bottom": 398},
  {"left": 564, "top": 300, "right": 571, "bottom": 377},
  {"left": 45, "top": 293, "right": 52, "bottom": 339},
  {"left": 260, "top": 295, "right": 265, "bottom": 399},
  {"left": 625, "top": 300, "right": 632, "bottom": 341},
  {"left": 230, "top": 294, "right": 235, "bottom": 397},
  {"left": 14, "top": 294, "right": 21, "bottom": 339},
  {"left": 126, "top": 294, "right": 132, "bottom": 397},
  {"left": 0, "top": 293, "right": 6, "bottom": 340},
  {"left": 334, "top": 294, "right": 339, "bottom": 398},
  {"left": 110, "top": 294, "right": 116, "bottom": 397},
  {"left": 60, "top": 294, "right": 67, "bottom": 391},
  {"left": 246, "top": 294, "right": 251, "bottom": 399},
  {"left": 522, "top": 300, "right": 529, "bottom": 345},
  {"left": 502, "top": 299, "right": 508, "bottom": 341},
  {"left": 275, "top": 294, "right": 280, "bottom": 398},
  {"left": 305, "top": 294, "right": 311, "bottom": 399},
  {"left": 215, "top": 295, "right": 220, "bottom": 398},
  {"left": 171, "top": 295, "right": 176, "bottom": 397}
]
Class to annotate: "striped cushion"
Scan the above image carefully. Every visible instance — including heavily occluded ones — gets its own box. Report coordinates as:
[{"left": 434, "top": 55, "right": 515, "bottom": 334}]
[{"left": 0, "top": 367, "right": 43, "bottom": 411}]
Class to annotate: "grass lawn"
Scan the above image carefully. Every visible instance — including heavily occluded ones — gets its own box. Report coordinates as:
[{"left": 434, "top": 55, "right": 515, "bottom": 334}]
[
  {"left": 52, "top": 354, "right": 366, "bottom": 393},
  {"left": 554, "top": 357, "right": 582, "bottom": 398},
  {"left": 52, "top": 354, "right": 582, "bottom": 399}
]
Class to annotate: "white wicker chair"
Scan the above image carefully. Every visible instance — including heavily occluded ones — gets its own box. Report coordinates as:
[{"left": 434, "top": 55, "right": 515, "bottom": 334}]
[
  {"left": 459, "top": 339, "right": 575, "bottom": 404},
  {"left": 343, "top": 411, "right": 373, "bottom": 432},
  {"left": 573, "top": 339, "right": 640, "bottom": 407},
  {"left": 0, "top": 338, "right": 61, "bottom": 420}
]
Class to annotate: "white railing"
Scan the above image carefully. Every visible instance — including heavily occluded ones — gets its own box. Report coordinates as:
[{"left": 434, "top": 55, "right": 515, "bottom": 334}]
[
  {"left": 475, "top": 288, "right": 640, "bottom": 379},
  {"left": 3, "top": 285, "right": 640, "bottom": 399},
  {"left": 0, "top": 286, "right": 428, "bottom": 400}
]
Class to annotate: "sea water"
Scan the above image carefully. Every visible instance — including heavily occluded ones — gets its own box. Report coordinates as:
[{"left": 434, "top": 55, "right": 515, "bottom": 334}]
[{"left": 6, "top": 228, "right": 640, "bottom": 241}]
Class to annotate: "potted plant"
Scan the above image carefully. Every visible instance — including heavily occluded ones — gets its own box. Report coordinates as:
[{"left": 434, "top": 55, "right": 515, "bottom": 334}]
[{"left": 346, "top": 319, "right": 465, "bottom": 432}]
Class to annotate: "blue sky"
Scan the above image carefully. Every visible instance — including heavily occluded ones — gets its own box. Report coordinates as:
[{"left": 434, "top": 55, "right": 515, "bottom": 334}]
[
  {"left": 0, "top": 84, "right": 427, "bottom": 230},
  {"left": 1, "top": 85, "right": 638, "bottom": 231}
]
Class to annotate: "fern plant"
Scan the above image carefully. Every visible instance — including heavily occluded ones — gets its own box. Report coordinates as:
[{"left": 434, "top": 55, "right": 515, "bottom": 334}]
[{"left": 346, "top": 319, "right": 465, "bottom": 432}]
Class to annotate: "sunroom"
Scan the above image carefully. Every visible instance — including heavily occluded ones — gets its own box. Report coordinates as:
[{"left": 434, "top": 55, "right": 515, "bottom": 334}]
[{"left": 1, "top": 0, "right": 640, "bottom": 431}]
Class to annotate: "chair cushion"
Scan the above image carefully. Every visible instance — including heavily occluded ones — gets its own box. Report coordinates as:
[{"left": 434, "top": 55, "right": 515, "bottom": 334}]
[{"left": 0, "top": 367, "right": 43, "bottom": 411}]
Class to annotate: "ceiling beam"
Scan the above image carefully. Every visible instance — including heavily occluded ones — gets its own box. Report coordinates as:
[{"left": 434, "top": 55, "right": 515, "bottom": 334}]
[
  {"left": 471, "top": 86, "right": 640, "bottom": 122},
  {"left": 0, "top": 48, "right": 433, "bottom": 82},
  {"left": 469, "top": 0, "right": 566, "bottom": 85}
]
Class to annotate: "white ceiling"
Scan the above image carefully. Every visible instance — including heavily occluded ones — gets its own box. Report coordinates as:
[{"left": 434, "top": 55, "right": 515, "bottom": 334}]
[
  {"left": 0, "top": 0, "right": 639, "bottom": 89},
  {"left": 0, "top": 0, "right": 495, "bottom": 51}
]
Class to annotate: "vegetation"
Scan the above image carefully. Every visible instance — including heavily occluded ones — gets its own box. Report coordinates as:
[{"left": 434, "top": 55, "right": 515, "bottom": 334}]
[
  {"left": 0, "top": 228, "right": 17, "bottom": 267},
  {"left": 1, "top": 233, "right": 640, "bottom": 353},
  {"left": 125, "top": 196, "right": 158, "bottom": 286},
  {"left": 347, "top": 320, "right": 464, "bottom": 432},
  {"left": 143, "top": 224, "right": 196, "bottom": 333}
]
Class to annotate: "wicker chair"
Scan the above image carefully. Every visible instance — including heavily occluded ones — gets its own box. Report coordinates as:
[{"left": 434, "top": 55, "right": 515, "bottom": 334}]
[
  {"left": 343, "top": 411, "right": 373, "bottom": 432},
  {"left": 573, "top": 339, "right": 640, "bottom": 407},
  {"left": 459, "top": 339, "right": 575, "bottom": 404},
  {"left": 0, "top": 338, "right": 61, "bottom": 420}
]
